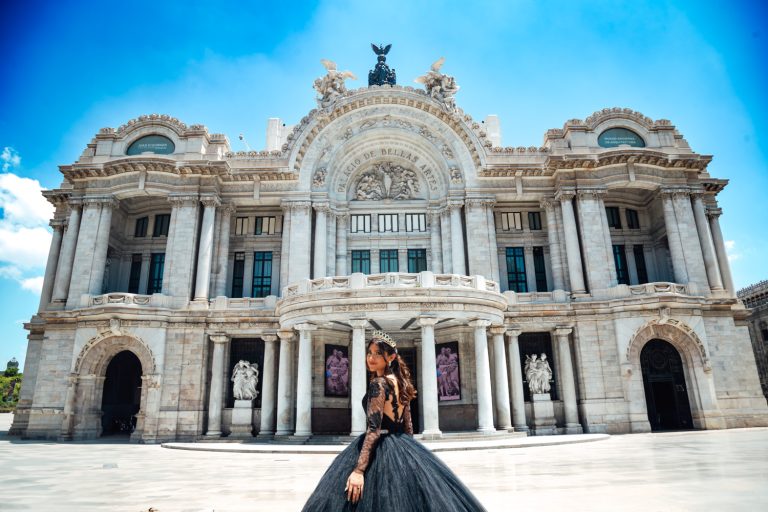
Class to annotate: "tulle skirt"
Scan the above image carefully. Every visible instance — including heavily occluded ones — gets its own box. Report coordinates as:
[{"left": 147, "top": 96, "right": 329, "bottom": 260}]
[{"left": 301, "top": 433, "right": 487, "bottom": 512}]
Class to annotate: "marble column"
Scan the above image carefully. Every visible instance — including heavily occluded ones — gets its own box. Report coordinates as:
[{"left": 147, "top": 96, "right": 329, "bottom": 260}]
[
  {"left": 89, "top": 198, "right": 114, "bottom": 295},
  {"left": 429, "top": 211, "right": 443, "bottom": 273},
  {"left": 541, "top": 199, "right": 565, "bottom": 290},
  {"left": 490, "top": 326, "right": 512, "bottom": 431},
  {"left": 194, "top": 196, "right": 219, "bottom": 300},
  {"left": 279, "top": 205, "right": 292, "bottom": 293},
  {"left": 418, "top": 316, "right": 442, "bottom": 438},
  {"left": 313, "top": 204, "right": 328, "bottom": 279},
  {"left": 556, "top": 192, "right": 586, "bottom": 293},
  {"left": 672, "top": 191, "right": 709, "bottom": 291},
  {"left": 275, "top": 330, "right": 295, "bottom": 435},
  {"left": 470, "top": 319, "right": 495, "bottom": 433},
  {"left": 52, "top": 201, "right": 82, "bottom": 303},
  {"left": 243, "top": 252, "right": 254, "bottom": 298},
  {"left": 68, "top": 197, "right": 113, "bottom": 305},
  {"left": 326, "top": 211, "right": 337, "bottom": 276},
  {"left": 486, "top": 202, "right": 500, "bottom": 284},
  {"left": 259, "top": 335, "right": 278, "bottom": 435},
  {"left": 213, "top": 204, "right": 234, "bottom": 297},
  {"left": 554, "top": 327, "right": 582, "bottom": 434},
  {"left": 163, "top": 194, "right": 200, "bottom": 298},
  {"left": 506, "top": 327, "right": 527, "bottom": 431},
  {"left": 39, "top": 220, "right": 65, "bottom": 310},
  {"left": 349, "top": 319, "right": 368, "bottom": 435},
  {"left": 440, "top": 209, "right": 453, "bottom": 274},
  {"left": 449, "top": 202, "right": 466, "bottom": 275},
  {"left": 138, "top": 254, "right": 150, "bottom": 295},
  {"left": 597, "top": 195, "right": 618, "bottom": 286},
  {"left": 524, "top": 247, "right": 537, "bottom": 293},
  {"left": 335, "top": 212, "right": 349, "bottom": 276},
  {"left": 465, "top": 199, "right": 495, "bottom": 281},
  {"left": 692, "top": 194, "right": 724, "bottom": 291},
  {"left": 707, "top": 208, "right": 735, "bottom": 295},
  {"left": 576, "top": 190, "right": 614, "bottom": 291},
  {"left": 205, "top": 334, "right": 230, "bottom": 437},
  {"left": 294, "top": 323, "right": 316, "bottom": 436},
  {"left": 660, "top": 191, "right": 689, "bottom": 284},
  {"left": 288, "top": 202, "right": 312, "bottom": 285}
]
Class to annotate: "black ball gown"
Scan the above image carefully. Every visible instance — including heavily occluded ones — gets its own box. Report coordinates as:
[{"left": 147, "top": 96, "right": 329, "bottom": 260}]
[{"left": 301, "top": 376, "right": 487, "bottom": 512}]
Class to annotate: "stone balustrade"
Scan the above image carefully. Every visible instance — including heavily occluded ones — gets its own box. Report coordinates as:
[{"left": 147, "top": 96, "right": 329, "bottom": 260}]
[
  {"left": 283, "top": 271, "right": 498, "bottom": 297},
  {"left": 88, "top": 293, "right": 156, "bottom": 307}
]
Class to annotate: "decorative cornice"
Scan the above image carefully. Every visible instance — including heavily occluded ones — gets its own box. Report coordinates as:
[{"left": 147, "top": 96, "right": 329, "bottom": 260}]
[
  {"left": 554, "top": 189, "right": 576, "bottom": 202},
  {"left": 545, "top": 151, "right": 711, "bottom": 171},
  {"left": 200, "top": 195, "right": 221, "bottom": 208},
  {"left": 168, "top": 194, "right": 199, "bottom": 207}
]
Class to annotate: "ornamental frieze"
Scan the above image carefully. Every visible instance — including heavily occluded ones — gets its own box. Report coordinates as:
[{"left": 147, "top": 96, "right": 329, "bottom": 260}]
[{"left": 354, "top": 162, "right": 420, "bottom": 201}]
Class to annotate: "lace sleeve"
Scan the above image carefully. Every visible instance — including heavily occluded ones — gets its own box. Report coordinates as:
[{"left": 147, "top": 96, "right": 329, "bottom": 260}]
[
  {"left": 354, "top": 377, "right": 387, "bottom": 474},
  {"left": 402, "top": 401, "right": 414, "bottom": 436}
]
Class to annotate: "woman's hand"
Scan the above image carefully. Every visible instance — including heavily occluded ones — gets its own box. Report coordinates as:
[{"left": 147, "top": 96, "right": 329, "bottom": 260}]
[{"left": 345, "top": 470, "right": 365, "bottom": 503}]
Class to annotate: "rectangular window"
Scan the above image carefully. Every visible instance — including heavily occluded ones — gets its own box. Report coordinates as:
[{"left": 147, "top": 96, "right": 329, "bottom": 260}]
[
  {"left": 255, "top": 216, "right": 276, "bottom": 235},
  {"left": 405, "top": 213, "right": 427, "bottom": 232},
  {"left": 134, "top": 217, "right": 148, "bottom": 238},
  {"left": 350, "top": 214, "right": 371, "bottom": 233},
  {"left": 506, "top": 247, "right": 528, "bottom": 292},
  {"left": 147, "top": 253, "right": 165, "bottom": 294},
  {"left": 379, "top": 249, "right": 399, "bottom": 273},
  {"left": 128, "top": 254, "right": 142, "bottom": 294},
  {"left": 626, "top": 208, "right": 640, "bottom": 230},
  {"left": 252, "top": 252, "right": 273, "bottom": 297},
  {"left": 407, "top": 249, "right": 428, "bottom": 273},
  {"left": 152, "top": 214, "right": 170, "bottom": 237},
  {"left": 235, "top": 217, "right": 248, "bottom": 235},
  {"left": 633, "top": 245, "right": 649, "bottom": 284},
  {"left": 378, "top": 214, "right": 399, "bottom": 232},
  {"left": 351, "top": 250, "right": 371, "bottom": 274},
  {"left": 231, "top": 252, "right": 245, "bottom": 298},
  {"left": 762, "top": 329, "right": 768, "bottom": 343},
  {"left": 606, "top": 207, "right": 622, "bottom": 229},
  {"left": 498, "top": 212, "right": 523, "bottom": 231},
  {"left": 613, "top": 245, "right": 630, "bottom": 285},
  {"left": 528, "top": 212, "right": 542, "bottom": 231},
  {"left": 532, "top": 247, "right": 548, "bottom": 292}
]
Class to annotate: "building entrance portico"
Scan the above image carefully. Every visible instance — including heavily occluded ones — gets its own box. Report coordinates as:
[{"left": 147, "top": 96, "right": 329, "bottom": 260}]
[
  {"left": 100, "top": 350, "right": 142, "bottom": 436},
  {"left": 641, "top": 339, "right": 693, "bottom": 431}
]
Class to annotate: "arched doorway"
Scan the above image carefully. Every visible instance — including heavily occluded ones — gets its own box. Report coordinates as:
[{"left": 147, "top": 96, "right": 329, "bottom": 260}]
[
  {"left": 640, "top": 339, "right": 693, "bottom": 431},
  {"left": 100, "top": 351, "right": 142, "bottom": 436}
]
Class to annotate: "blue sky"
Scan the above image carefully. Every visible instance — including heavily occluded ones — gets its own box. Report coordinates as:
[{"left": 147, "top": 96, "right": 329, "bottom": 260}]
[{"left": 1, "top": 0, "right": 766, "bottom": 368}]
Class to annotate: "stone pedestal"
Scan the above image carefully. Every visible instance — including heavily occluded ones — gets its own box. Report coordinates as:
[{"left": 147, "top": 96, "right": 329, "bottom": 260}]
[
  {"left": 230, "top": 399, "right": 255, "bottom": 438},
  {"left": 531, "top": 393, "right": 557, "bottom": 436}
]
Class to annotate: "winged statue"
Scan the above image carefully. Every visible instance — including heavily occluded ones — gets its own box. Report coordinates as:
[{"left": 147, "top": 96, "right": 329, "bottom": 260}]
[
  {"left": 368, "top": 43, "right": 397, "bottom": 86},
  {"left": 314, "top": 59, "right": 357, "bottom": 108},
  {"left": 415, "top": 57, "right": 459, "bottom": 111}
]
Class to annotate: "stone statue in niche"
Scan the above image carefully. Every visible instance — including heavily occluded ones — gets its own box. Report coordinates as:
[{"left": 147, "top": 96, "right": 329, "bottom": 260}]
[
  {"left": 524, "top": 353, "right": 553, "bottom": 394},
  {"left": 232, "top": 360, "right": 260, "bottom": 400},
  {"left": 313, "top": 167, "right": 327, "bottom": 188},
  {"left": 415, "top": 57, "right": 460, "bottom": 112},
  {"left": 313, "top": 59, "right": 357, "bottom": 109},
  {"left": 354, "top": 162, "right": 420, "bottom": 201}
]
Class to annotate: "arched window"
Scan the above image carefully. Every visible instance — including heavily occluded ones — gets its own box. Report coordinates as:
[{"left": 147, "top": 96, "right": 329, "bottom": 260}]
[
  {"left": 598, "top": 127, "right": 645, "bottom": 148},
  {"left": 126, "top": 134, "right": 175, "bottom": 155}
]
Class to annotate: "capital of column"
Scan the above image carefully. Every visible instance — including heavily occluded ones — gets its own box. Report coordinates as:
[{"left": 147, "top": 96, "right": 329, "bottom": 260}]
[
  {"left": 575, "top": 187, "right": 606, "bottom": 200},
  {"left": 67, "top": 197, "right": 84, "bottom": 207},
  {"left": 277, "top": 329, "right": 295, "bottom": 342},
  {"left": 83, "top": 195, "right": 117, "bottom": 208},
  {"left": 554, "top": 188, "right": 576, "bottom": 202},
  {"left": 505, "top": 326, "right": 522, "bottom": 339},
  {"left": 210, "top": 334, "right": 230, "bottom": 344},
  {"left": 489, "top": 325, "right": 506, "bottom": 336},
  {"left": 553, "top": 326, "right": 573, "bottom": 338},
  {"left": 313, "top": 202, "right": 331, "bottom": 214},
  {"left": 168, "top": 194, "right": 199, "bottom": 207},
  {"left": 418, "top": 316, "right": 439, "bottom": 327},
  {"left": 706, "top": 207, "right": 723, "bottom": 219},
  {"left": 200, "top": 195, "right": 221, "bottom": 208},
  {"left": 50, "top": 219, "right": 67, "bottom": 230},
  {"left": 539, "top": 197, "right": 557, "bottom": 211},
  {"left": 465, "top": 197, "right": 495, "bottom": 210},
  {"left": 286, "top": 201, "right": 312, "bottom": 213},
  {"left": 468, "top": 319, "right": 491, "bottom": 329},
  {"left": 446, "top": 200, "right": 464, "bottom": 211},
  {"left": 261, "top": 334, "right": 278, "bottom": 343},
  {"left": 220, "top": 202, "right": 237, "bottom": 215},
  {"left": 294, "top": 322, "right": 317, "bottom": 332},
  {"left": 348, "top": 319, "right": 369, "bottom": 329},
  {"left": 659, "top": 187, "right": 691, "bottom": 200}
]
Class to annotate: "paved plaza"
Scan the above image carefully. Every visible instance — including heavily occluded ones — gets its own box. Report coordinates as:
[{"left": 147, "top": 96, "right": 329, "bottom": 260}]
[{"left": 1, "top": 414, "right": 767, "bottom": 511}]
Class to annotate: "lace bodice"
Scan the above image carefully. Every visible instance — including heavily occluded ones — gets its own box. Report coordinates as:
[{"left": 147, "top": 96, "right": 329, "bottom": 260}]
[{"left": 354, "top": 376, "right": 414, "bottom": 474}]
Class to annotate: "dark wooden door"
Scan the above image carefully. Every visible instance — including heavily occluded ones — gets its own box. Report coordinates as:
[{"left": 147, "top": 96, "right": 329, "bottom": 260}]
[{"left": 641, "top": 339, "right": 693, "bottom": 431}]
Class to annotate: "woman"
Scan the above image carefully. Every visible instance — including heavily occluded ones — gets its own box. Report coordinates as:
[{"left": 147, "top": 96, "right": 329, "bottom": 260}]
[{"left": 302, "top": 330, "right": 487, "bottom": 512}]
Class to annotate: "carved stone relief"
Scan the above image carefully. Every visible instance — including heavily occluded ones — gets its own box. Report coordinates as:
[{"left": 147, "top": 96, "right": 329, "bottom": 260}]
[{"left": 354, "top": 162, "right": 421, "bottom": 201}]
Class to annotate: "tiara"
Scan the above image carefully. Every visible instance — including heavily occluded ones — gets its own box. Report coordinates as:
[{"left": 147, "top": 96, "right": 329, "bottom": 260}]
[{"left": 371, "top": 330, "right": 397, "bottom": 349}]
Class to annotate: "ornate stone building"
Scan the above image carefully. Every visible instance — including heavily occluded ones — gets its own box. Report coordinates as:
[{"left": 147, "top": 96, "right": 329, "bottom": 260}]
[
  {"left": 738, "top": 280, "right": 768, "bottom": 400},
  {"left": 10, "top": 59, "right": 768, "bottom": 442}
]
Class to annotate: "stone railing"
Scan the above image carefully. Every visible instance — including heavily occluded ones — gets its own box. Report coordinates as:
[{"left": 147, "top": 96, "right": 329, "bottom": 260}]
[
  {"left": 209, "top": 296, "right": 278, "bottom": 310},
  {"left": 283, "top": 272, "right": 499, "bottom": 298},
  {"left": 87, "top": 293, "right": 168, "bottom": 307},
  {"left": 590, "top": 282, "right": 693, "bottom": 300},
  {"left": 504, "top": 290, "right": 570, "bottom": 304}
]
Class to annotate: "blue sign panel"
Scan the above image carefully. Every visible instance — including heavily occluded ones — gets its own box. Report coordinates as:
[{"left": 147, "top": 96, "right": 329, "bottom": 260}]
[
  {"left": 126, "top": 135, "right": 175, "bottom": 155},
  {"left": 598, "top": 128, "right": 645, "bottom": 148}
]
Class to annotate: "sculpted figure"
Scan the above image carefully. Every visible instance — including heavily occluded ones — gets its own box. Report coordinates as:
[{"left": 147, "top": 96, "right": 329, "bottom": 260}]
[
  {"left": 313, "top": 59, "right": 357, "bottom": 109},
  {"left": 232, "top": 360, "right": 260, "bottom": 400},
  {"left": 415, "top": 57, "right": 460, "bottom": 112},
  {"left": 355, "top": 170, "right": 386, "bottom": 200},
  {"left": 524, "top": 353, "right": 553, "bottom": 394}
]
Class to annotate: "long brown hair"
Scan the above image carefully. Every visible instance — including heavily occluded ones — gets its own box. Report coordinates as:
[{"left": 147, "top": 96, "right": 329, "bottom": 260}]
[{"left": 368, "top": 339, "right": 417, "bottom": 404}]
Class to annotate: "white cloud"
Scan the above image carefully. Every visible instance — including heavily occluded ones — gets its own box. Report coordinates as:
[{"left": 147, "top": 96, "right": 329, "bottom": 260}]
[
  {"left": 1, "top": 147, "right": 21, "bottom": 172},
  {"left": 725, "top": 240, "right": 740, "bottom": 262},
  {"left": 20, "top": 276, "right": 44, "bottom": 294},
  {"left": 0, "top": 171, "right": 53, "bottom": 227}
]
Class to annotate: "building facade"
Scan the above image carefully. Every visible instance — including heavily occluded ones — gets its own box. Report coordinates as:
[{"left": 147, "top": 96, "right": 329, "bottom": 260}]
[
  {"left": 10, "top": 63, "right": 768, "bottom": 442},
  {"left": 738, "top": 280, "right": 768, "bottom": 400}
]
